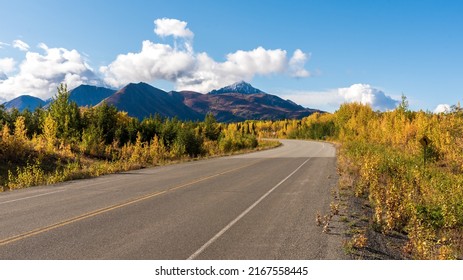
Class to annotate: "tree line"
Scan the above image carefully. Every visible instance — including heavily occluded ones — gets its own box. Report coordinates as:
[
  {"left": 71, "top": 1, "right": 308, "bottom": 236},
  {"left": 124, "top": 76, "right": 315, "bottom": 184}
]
[
  {"left": 241, "top": 99, "right": 463, "bottom": 260},
  {"left": 3, "top": 83, "right": 462, "bottom": 259},
  {"left": 0, "top": 84, "right": 265, "bottom": 190}
]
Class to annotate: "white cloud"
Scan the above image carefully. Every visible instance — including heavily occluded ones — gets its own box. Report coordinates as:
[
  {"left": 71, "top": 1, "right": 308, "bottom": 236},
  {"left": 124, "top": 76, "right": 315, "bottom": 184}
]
[
  {"left": 100, "top": 18, "right": 310, "bottom": 92},
  {"left": 1, "top": 18, "right": 311, "bottom": 100},
  {"left": 154, "top": 18, "right": 194, "bottom": 39},
  {"left": 0, "top": 44, "right": 101, "bottom": 101},
  {"left": 12, "top": 39, "right": 30, "bottom": 51},
  {"left": 176, "top": 47, "right": 298, "bottom": 92},
  {"left": 224, "top": 47, "right": 287, "bottom": 75},
  {"left": 338, "top": 84, "right": 398, "bottom": 111},
  {"left": 102, "top": 19, "right": 310, "bottom": 93},
  {"left": 289, "top": 49, "right": 310, "bottom": 78},
  {"left": 281, "top": 84, "right": 399, "bottom": 112},
  {"left": 0, "top": 42, "right": 10, "bottom": 49},
  {"left": 101, "top": 43, "right": 310, "bottom": 93},
  {"left": 100, "top": 40, "right": 196, "bottom": 88},
  {"left": 0, "top": 58, "right": 16, "bottom": 74},
  {"left": 434, "top": 104, "right": 451, "bottom": 114}
]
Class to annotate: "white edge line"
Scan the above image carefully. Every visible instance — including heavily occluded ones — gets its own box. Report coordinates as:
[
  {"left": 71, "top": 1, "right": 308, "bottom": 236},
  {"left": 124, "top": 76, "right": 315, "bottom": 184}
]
[
  {"left": 0, "top": 189, "right": 66, "bottom": 205},
  {"left": 187, "top": 143, "right": 325, "bottom": 260}
]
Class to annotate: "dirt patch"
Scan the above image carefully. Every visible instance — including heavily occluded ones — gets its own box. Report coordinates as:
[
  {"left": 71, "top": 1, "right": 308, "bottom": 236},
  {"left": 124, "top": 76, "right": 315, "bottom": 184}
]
[
  {"left": 332, "top": 143, "right": 409, "bottom": 260},
  {"left": 338, "top": 188, "right": 409, "bottom": 259}
]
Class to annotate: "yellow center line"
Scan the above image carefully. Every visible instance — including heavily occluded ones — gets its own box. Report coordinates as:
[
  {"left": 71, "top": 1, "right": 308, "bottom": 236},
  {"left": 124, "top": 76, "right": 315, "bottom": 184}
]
[
  {"left": 0, "top": 191, "right": 167, "bottom": 247},
  {"left": 0, "top": 159, "right": 262, "bottom": 247}
]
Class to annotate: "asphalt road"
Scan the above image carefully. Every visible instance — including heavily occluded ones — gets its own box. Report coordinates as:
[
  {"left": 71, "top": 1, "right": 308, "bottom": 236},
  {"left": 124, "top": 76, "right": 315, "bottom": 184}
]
[{"left": 0, "top": 139, "right": 345, "bottom": 259}]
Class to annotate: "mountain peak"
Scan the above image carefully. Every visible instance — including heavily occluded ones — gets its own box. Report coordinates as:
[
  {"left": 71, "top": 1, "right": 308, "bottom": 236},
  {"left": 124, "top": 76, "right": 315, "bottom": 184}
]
[
  {"left": 208, "top": 81, "right": 265, "bottom": 95},
  {"left": 70, "top": 84, "right": 116, "bottom": 107},
  {"left": 103, "top": 82, "right": 203, "bottom": 121},
  {"left": 127, "top": 82, "right": 150, "bottom": 87},
  {"left": 3, "top": 95, "right": 46, "bottom": 111}
]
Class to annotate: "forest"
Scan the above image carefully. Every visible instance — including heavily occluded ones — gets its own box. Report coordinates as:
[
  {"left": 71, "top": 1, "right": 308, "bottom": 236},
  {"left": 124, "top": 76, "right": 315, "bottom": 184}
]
[
  {"left": 1, "top": 84, "right": 462, "bottom": 259},
  {"left": 0, "top": 84, "right": 275, "bottom": 191}
]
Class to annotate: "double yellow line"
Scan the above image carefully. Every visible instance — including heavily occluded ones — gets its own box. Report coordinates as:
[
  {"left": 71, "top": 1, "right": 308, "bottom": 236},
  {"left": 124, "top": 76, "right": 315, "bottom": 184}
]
[{"left": 0, "top": 160, "right": 260, "bottom": 247}]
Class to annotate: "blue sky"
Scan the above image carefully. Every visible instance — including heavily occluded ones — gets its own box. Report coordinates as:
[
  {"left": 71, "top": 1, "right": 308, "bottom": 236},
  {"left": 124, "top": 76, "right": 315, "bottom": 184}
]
[{"left": 0, "top": 0, "right": 462, "bottom": 112}]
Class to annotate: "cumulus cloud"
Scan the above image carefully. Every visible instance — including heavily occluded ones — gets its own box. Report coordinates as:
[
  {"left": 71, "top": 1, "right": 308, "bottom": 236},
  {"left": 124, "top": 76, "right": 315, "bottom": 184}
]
[
  {"left": 176, "top": 47, "right": 297, "bottom": 92},
  {"left": 289, "top": 49, "right": 310, "bottom": 78},
  {"left": 12, "top": 39, "right": 30, "bottom": 51},
  {"left": 154, "top": 18, "right": 194, "bottom": 39},
  {"left": 100, "top": 40, "right": 196, "bottom": 88},
  {"left": 1, "top": 18, "right": 310, "bottom": 100},
  {"left": 0, "top": 44, "right": 101, "bottom": 101},
  {"left": 101, "top": 18, "right": 310, "bottom": 93},
  {"left": 338, "top": 84, "right": 399, "bottom": 111},
  {"left": 101, "top": 42, "right": 309, "bottom": 93},
  {"left": 0, "top": 58, "right": 16, "bottom": 74},
  {"left": 281, "top": 84, "right": 399, "bottom": 112},
  {"left": 434, "top": 104, "right": 451, "bottom": 114}
]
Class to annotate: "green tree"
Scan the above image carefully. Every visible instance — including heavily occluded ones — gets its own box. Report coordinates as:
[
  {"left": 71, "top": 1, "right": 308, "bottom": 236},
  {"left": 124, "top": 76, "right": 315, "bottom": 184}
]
[
  {"left": 397, "top": 94, "right": 409, "bottom": 112},
  {"left": 161, "top": 118, "right": 179, "bottom": 148},
  {"left": 20, "top": 107, "right": 44, "bottom": 138},
  {"left": 115, "top": 116, "right": 139, "bottom": 145},
  {"left": 203, "top": 113, "right": 220, "bottom": 141},
  {"left": 0, "top": 105, "right": 9, "bottom": 127},
  {"left": 48, "top": 83, "right": 82, "bottom": 141},
  {"left": 81, "top": 124, "right": 105, "bottom": 157},
  {"left": 175, "top": 127, "right": 203, "bottom": 157},
  {"left": 83, "top": 102, "right": 119, "bottom": 145},
  {"left": 140, "top": 114, "right": 162, "bottom": 142}
]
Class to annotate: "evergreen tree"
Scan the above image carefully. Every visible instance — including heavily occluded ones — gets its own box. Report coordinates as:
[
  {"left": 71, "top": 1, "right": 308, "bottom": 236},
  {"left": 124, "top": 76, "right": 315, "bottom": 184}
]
[
  {"left": 48, "top": 83, "right": 82, "bottom": 141},
  {"left": 203, "top": 113, "right": 220, "bottom": 141}
]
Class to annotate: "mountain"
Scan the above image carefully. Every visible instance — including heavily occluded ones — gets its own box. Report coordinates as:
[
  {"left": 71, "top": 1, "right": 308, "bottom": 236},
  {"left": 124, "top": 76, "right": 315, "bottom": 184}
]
[
  {"left": 209, "top": 81, "right": 264, "bottom": 95},
  {"left": 101, "top": 82, "right": 204, "bottom": 121},
  {"left": 69, "top": 85, "right": 116, "bottom": 107},
  {"left": 2, "top": 95, "right": 46, "bottom": 111},
  {"left": 180, "top": 87, "right": 319, "bottom": 122},
  {"left": 2, "top": 81, "right": 321, "bottom": 122}
]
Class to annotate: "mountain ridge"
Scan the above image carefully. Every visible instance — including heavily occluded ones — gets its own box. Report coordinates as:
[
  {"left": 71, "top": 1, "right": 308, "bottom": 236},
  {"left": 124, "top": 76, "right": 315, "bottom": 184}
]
[
  {"left": 2, "top": 82, "right": 321, "bottom": 122},
  {"left": 101, "top": 82, "right": 204, "bottom": 121},
  {"left": 2, "top": 95, "right": 46, "bottom": 112},
  {"left": 69, "top": 85, "right": 116, "bottom": 107}
]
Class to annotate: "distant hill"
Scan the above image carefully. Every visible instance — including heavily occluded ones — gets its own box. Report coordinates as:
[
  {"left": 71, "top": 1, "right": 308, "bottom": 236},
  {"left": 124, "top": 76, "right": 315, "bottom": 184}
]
[
  {"left": 177, "top": 81, "right": 319, "bottom": 122},
  {"left": 2, "top": 85, "right": 115, "bottom": 112},
  {"left": 2, "top": 81, "right": 321, "bottom": 122},
  {"left": 2, "top": 95, "right": 46, "bottom": 111},
  {"left": 180, "top": 85, "right": 319, "bottom": 122},
  {"left": 69, "top": 85, "right": 116, "bottom": 107},
  {"left": 101, "top": 82, "right": 204, "bottom": 121}
]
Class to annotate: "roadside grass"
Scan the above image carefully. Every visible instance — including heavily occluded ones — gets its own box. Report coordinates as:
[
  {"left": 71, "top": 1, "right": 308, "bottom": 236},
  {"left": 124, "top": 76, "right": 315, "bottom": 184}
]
[
  {"left": 1, "top": 138, "right": 281, "bottom": 192},
  {"left": 337, "top": 140, "right": 463, "bottom": 259}
]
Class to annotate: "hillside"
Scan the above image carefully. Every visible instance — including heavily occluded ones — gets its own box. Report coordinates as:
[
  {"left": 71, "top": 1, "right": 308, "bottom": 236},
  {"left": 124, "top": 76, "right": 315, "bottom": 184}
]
[
  {"left": 69, "top": 85, "right": 116, "bottom": 107},
  {"left": 180, "top": 81, "right": 319, "bottom": 122},
  {"left": 101, "top": 82, "right": 204, "bottom": 121},
  {"left": 2, "top": 95, "right": 46, "bottom": 111},
  {"left": 2, "top": 81, "right": 321, "bottom": 122}
]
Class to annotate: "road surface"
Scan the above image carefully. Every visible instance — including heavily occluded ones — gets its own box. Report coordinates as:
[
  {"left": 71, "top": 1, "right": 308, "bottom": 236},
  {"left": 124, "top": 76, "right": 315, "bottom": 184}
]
[{"left": 0, "top": 139, "right": 345, "bottom": 259}]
